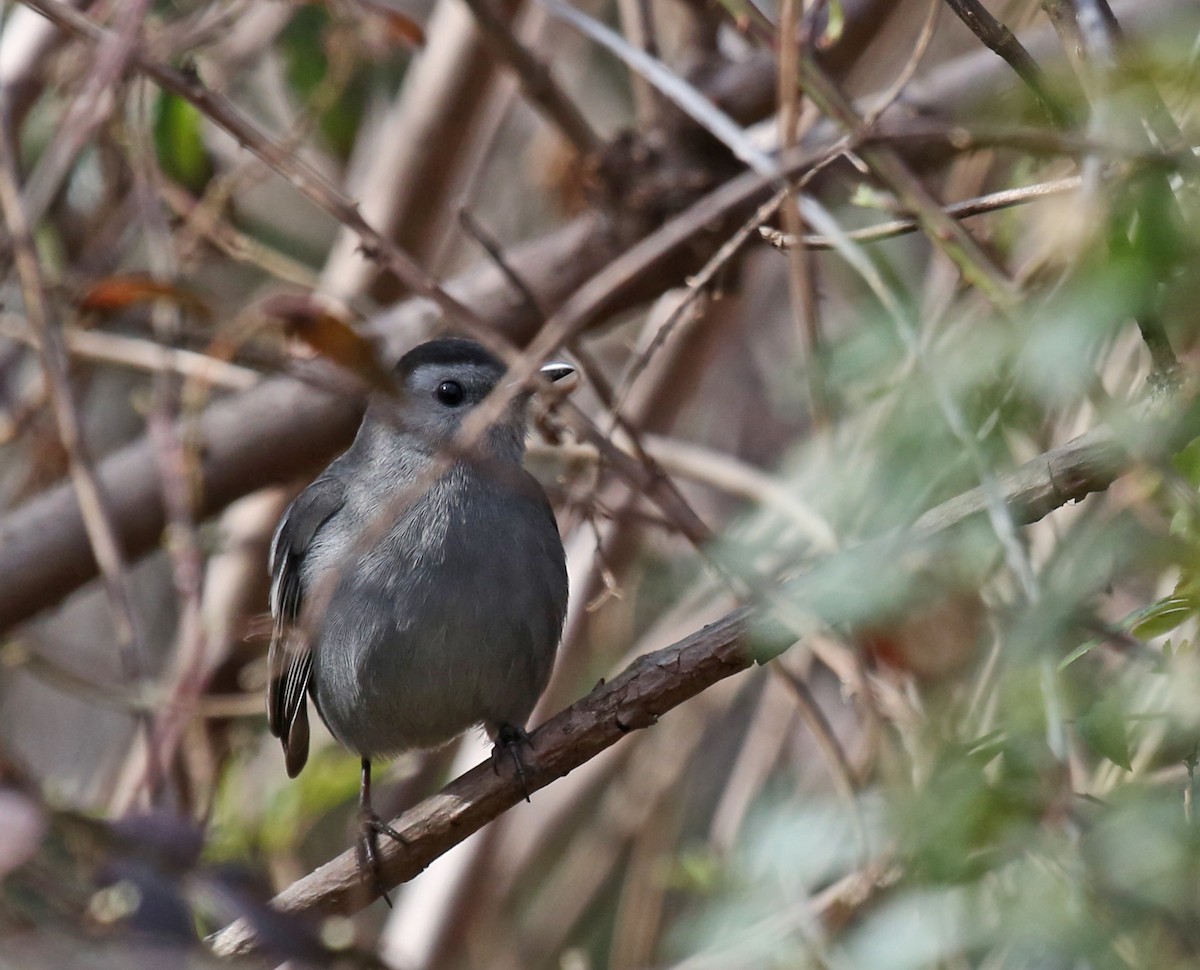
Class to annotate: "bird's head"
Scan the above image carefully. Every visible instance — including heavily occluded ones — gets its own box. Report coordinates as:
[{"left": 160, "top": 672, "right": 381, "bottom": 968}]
[{"left": 373, "top": 337, "right": 574, "bottom": 461}]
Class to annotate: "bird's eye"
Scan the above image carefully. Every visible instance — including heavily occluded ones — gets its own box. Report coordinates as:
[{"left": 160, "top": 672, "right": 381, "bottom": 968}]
[{"left": 436, "top": 381, "right": 464, "bottom": 406}]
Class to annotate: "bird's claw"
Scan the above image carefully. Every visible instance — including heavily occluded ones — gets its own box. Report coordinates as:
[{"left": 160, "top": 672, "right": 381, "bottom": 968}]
[
  {"left": 491, "top": 723, "right": 534, "bottom": 803},
  {"left": 357, "top": 810, "right": 406, "bottom": 907}
]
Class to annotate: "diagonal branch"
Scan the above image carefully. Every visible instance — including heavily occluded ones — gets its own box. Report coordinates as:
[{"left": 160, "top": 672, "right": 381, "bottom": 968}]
[
  {"left": 458, "top": 0, "right": 603, "bottom": 156},
  {"left": 942, "top": 0, "right": 1072, "bottom": 126}
]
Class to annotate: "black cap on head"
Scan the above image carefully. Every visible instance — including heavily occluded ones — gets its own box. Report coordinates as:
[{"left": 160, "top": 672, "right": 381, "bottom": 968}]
[{"left": 396, "top": 337, "right": 505, "bottom": 379}]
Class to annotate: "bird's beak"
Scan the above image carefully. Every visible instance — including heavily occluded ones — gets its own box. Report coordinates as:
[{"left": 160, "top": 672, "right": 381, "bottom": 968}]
[
  {"left": 539, "top": 361, "right": 575, "bottom": 383},
  {"left": 507, "top": 361, "right": 577, "bottom": 395}
]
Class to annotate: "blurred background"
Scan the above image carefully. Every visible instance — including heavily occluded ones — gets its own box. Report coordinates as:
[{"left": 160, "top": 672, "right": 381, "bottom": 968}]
[{"left": 3, "top": 0, "right": 1200, "bottom": 966}]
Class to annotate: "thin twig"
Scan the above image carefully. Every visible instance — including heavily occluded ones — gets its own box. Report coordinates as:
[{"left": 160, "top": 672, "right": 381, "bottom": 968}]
[
  {"left": 1056, "top": 0, "right": 1186, "bottom": 150},
  {"left": 865, "top": 0, "right": 941, "bottom": 127},
  {"left": 0, "top": 313, "right": 260, "bottom": 389},
  {"left": 458, "top": 208, "right": 547, "bottom": 320},
  {"left": 1077, "top": 0, "right": 1183, "bottom": 392},
  {"left": 615, "top": 0, "right": 664, "bottom": 127},
  {"left": 160, "top": 182, "right": 320, "bottom": 290},
  {"left": 1040, "top": 0, "right": 1184, "bottom": 387},
  {"left": 110, "top": 77, "right": 215, "bottom": 813},
  {"left": 770, "top": 659, "right": 865, "bottom": 841},
  {"left": 611, "top": 185, "right": 791, "bottom": 423},
  {"left": 795, "top": 53, "right": 1018, "bottom": 310},
  {"left": 16, "top": 0, "right": 153, "bottom": 231},
  {"left": 942, "top": 0, "right": 1072, "bottom": 126},
  {"left": 777, "top": 0, "right": 828, "bottom": 427},
  {"left": 760, "top": 175, "right": 1082, "bottom": 249}
]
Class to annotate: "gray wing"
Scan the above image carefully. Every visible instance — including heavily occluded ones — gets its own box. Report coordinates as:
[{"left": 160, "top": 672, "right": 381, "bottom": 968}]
[{"left": 267, "top": 476, "right": 346, "bottom": 778}]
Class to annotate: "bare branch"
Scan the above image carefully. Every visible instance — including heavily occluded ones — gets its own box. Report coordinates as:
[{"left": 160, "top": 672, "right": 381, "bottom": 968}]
[
  {"left": 760, "top": 175, "right": 1082, "bottom": 249},
  {"left": 0, "top": 312, "right": 260, "bottom": 390},
  {"left": 459, "top": 0, "right": 602, "bottom": 156}
]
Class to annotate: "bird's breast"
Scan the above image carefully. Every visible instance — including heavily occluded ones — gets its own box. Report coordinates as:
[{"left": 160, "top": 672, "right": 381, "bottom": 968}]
[{"left": 308, "top": 475, "right": 567, "bottom": 758}]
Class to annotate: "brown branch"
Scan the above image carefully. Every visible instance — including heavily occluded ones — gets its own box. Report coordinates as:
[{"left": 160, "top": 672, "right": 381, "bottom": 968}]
[
  {"left": 209, "top": 607, "right": 751, "bottom": 957},
  {"left": 0, "top": 366, "right": 365, "bottom": 629},
  {"left": 208, "top": 405, "right": 1193, "bottom": 958},
  {"left": 458, "top": 0, "right": 603, "bottom": 156},
  {"left": 0, "top": 312, "right": 260, "bottom": 389}
]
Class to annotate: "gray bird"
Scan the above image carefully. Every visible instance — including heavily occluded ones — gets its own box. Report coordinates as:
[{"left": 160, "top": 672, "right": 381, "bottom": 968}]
[{"left": 267, "top": 337, "right": 571, "bottom": 893}]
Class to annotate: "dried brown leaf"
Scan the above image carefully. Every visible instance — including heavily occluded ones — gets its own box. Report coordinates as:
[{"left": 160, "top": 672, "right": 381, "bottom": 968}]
[
  {"left": 78, "top": 274, "right": 211, "bottom": 319},
  {"left": 260, "top": 294, "right": 394, "bottom": 392}
]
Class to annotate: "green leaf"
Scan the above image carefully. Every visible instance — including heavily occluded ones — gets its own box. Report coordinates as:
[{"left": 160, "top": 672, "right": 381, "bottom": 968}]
[
  {"left": 849, "top": 182, "right": 893, "bottom": 211},
  {"left": 1059, "top": 635, "right": 1103, "bottom": 670},
  {"left": 1173, "top": 436, "right": 1200, "bottom": 489},
  {"left": 153, "top": 92, "right": 212, "bottom": 193},
  {"left": 1077, "top": 695, "right": 1133, "bottom": 771},
  {"left": 1131, "top": 595, "right": 1198, "bottom": 640}
]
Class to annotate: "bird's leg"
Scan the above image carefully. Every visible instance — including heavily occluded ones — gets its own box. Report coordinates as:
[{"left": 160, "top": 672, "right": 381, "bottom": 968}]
[
  {"left": 356, "top": 756, "right": 405, "bottom": 907},
  {"left": 491, "top": 723, "right": 534, "bottom": 803}
]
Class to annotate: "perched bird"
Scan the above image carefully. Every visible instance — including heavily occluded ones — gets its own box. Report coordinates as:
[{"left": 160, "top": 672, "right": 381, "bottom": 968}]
[{"left": 267, "top": 337, "right": 572, "bottom": 895}]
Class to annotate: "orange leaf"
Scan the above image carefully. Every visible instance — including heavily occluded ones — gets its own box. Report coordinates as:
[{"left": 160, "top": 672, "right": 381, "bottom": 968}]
[
  {"left": 78, "top": 274, "right": 210, "bottom": 318},
  {"left": 261, "top": 294, "right": 395, "bottom": 393}
]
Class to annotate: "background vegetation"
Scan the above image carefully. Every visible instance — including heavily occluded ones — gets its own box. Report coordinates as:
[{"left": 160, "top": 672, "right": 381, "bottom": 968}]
[{"left": 2, "top": 0, "right": 1200, "bottom": 967}]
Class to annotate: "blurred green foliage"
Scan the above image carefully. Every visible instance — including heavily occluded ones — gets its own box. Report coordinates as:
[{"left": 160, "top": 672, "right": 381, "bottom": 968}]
[
  {"left": 153, "top": 92, "right": 213, "bottom": 193},
  {"left": 664, "top": 44, "right": 1200, "bottom": 965}
]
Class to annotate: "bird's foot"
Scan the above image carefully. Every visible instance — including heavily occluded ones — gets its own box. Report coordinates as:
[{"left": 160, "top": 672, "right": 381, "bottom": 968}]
[
  {"left": 356, "top": 809, "right": 406, "bottom": 907},
  {"left": 491, "top": 723, "right": 534, "bottom": 803}
]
